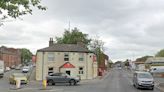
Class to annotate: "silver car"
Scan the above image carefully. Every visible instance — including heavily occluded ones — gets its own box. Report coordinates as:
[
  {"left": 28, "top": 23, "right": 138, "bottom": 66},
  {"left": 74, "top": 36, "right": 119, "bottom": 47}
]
[
  {"left": 46, "top": 73, "right": 80, "bottom": 86},
  {"left": 133, "top": 71, "right": 154, "bottom": 90}
]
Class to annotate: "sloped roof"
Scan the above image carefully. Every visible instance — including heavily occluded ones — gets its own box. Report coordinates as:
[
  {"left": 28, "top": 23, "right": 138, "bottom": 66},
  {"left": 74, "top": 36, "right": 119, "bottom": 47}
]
[
  {"left": 134, "top": 61, "right": 145, "bottom": 64},
  {"left": 37, "top": 44, "right": 89, "bottom": 53},
  {"left": 145, "top": 57, "right": 164, "bottom": 63}
]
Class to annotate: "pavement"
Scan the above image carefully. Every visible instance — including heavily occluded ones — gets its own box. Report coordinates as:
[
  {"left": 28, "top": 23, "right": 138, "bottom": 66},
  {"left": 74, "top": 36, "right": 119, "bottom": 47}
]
[
  {"left": 78, "top": 69, "right": 112, "bottom": 84},
  {"left": 151, "top": 78, "right": 164, "bottom": 92},
  {"left": 69, "top": 69, "right": 164, "bottom": 92}
]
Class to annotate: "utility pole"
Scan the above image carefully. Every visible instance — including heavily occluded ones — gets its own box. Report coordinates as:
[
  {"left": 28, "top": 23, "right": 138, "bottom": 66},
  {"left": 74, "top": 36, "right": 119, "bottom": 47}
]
[{"left": 68, "top": 21, "right": 71, "bottom": 31}]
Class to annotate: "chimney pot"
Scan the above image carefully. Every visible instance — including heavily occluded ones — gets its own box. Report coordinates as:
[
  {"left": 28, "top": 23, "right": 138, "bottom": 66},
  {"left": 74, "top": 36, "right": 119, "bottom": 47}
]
[{"left": 49, "top": 37, "right": 54, "bottom": 46}]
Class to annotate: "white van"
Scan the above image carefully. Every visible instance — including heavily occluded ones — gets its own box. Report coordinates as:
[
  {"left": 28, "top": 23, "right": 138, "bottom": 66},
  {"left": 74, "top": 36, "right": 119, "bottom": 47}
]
[
  {"left": 0, "top": 60, "right": 4, "bottom": 78},
  {"left": 149, "top": 66, "right": 164, "bottom": 73}
]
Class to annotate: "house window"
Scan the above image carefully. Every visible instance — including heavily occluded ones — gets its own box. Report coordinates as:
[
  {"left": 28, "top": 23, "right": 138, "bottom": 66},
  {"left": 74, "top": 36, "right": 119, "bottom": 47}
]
[
  {"left": 79, "top": 53, "right": 84, "bottom": 61},
  {"left": 79, "top": 67, "right": 84, "bottom": 74},
  {"left": 48, "top": 67, "right": 54, "bottom": 75},
  {"left": 64, "top": 53, "right": 69, "bottom": 61},
  {"left": 48, "top": 53, "right": 55, "bottom": 62}
]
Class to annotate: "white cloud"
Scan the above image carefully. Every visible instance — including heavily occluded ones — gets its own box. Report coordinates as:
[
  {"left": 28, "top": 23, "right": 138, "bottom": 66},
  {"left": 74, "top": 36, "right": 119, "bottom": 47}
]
[{"left": 1, "top": 0, "right": 164, "bottom": 62}]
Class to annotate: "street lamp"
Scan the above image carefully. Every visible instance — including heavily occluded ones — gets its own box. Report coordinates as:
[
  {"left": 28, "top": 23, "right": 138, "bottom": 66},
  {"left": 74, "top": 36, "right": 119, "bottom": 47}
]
[{"left": 42, "top": 51, "right": 47, "bottom": 89}]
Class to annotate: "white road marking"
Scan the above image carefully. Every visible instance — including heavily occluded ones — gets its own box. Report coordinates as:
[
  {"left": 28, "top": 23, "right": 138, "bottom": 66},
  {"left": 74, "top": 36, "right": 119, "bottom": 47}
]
[{"left": 48, "top": 89, "right": 63, "bottom": 92}]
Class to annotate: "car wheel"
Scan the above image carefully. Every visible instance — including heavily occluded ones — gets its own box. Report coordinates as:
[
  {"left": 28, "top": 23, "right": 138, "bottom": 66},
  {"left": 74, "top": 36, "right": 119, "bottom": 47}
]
[
  {"left": 136, "top": 83, "right": 139, "bottom": 89},
  {"left": 47, "top": 80, "right": 54, "bottom": 86},
  {"left": 69, "top": 80, "right": 76, "bottom": 86},
  {"left": 150, "top": 87, "right": 154, "bottom": 90}
]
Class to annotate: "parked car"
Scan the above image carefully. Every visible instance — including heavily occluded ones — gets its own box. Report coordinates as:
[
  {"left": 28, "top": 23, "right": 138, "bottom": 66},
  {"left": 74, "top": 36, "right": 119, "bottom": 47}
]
[
  {"left": 133, "top": 71, "right": 154, "bottom": 90},
  {"left": 22, "top": 66, "right": 30, "bottom": 73},
  {"left": 15, "top": 65, "right": 22, "bottom": 70},
  {"left": 5, "top": 67, "right": 10, "bottom": 71},
  {"left": 10, "top": 65, "right": 16, "bottom": 69},
  {"left": 9, "top": 73, "right": 28, "bottom": 84},
  {"left": 0, "top": 60, "right": 4, "bottom": 78},
  {"left": 46, "top": 73, "right": 80, "bottom": 86},
  {"left": 118, "top": 66, "right": 122, "bottom": 70}
]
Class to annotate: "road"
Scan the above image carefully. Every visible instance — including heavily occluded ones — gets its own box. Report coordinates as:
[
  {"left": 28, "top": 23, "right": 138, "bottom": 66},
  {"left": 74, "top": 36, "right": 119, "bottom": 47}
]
[
  {"left": 0, "top": 67, "right": 34, "bottom": 91},
  {"left": 64, "top": 68, "right": 160, "bottom": 92},
  {"left": 0, "top": 68, "right": 161, "bottom": 92}
]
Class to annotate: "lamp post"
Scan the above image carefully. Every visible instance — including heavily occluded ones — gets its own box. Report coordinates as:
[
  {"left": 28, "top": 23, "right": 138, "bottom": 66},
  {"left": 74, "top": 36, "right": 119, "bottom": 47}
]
[{"left": 42, "top": 51, "right": 47, "bottom": 89}]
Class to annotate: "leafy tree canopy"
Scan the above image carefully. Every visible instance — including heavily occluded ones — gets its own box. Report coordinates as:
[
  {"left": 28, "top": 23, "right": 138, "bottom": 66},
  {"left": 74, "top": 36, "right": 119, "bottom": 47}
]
[
  {"left": 0, "top": 0, "right": 46, "bottom": 25},
  {"left": 155, "top": 49, "right": 164, "bottom": 57},
  {"left": 20, "top": 48, "right": 33, "bottom": 65},
  {"left": 55, "top": 27, "right": 91, "bottom": 48}
]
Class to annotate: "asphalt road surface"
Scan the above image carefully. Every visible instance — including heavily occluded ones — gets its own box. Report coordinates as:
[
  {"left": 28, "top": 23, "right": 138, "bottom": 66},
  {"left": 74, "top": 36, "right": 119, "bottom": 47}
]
[
  {"left": 0, "top": 68, "right": 161, "bottom": 92},
  {"left": 65, "top": 68, "right": 160, "bottom": 92}
]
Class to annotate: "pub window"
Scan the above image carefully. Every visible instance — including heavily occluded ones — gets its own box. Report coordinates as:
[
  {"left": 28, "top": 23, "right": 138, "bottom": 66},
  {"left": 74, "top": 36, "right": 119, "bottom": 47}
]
[
  {"left": 48, "top": 53, "right": 55, "bottom": 62},
  {"left": 79, "top": 67, "right": 84, "bottom": 74},
  {"left": 48, "top": 67, "right": 54, "bottom": 75},
  {"left": 64, "top": 53, "right": 69, "bottom": 61},
  {"left": 79, "top": 53, "right": 84, "bottom": 61}
]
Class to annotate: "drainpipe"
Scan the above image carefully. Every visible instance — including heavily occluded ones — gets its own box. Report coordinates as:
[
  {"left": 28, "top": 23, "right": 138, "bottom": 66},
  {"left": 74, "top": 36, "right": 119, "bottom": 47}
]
[
  {"left": 42, "top": 52, "right": 45, "bottom": 81},
  {"left": 86, "top": 53, "right": 88, "bottom": 79}
]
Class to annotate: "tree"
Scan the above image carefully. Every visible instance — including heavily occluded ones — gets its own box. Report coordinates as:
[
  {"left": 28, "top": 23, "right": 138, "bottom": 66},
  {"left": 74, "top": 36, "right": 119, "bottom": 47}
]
[
  {"left": 89, "top": 35, "right": 105, "bottom": 66},
  {"left": 155, "top": 49, "right": 164, "bottom": 57},
  {"left": 0, "top": 0, "right": 46, "bottom": 25},
  {"left": 20, "top": 48, "right": 33, "bottom": 65},
  {"left": 55, "top": 27, "right": 91, "bottom": 48},
  {"left": 124, "top": 59, "right": 130, "bottom": 66},
  {"left": 108, "top": 61, "right": 113, "bottom": 68},
  {"left": 89, "top": 36, "right": 104, "bottom": 51}
]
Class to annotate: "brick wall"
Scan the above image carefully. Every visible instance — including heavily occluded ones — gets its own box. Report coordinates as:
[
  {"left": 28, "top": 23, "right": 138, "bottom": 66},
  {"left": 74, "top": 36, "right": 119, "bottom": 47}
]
[{"left": 0, "top": 46, "right": 21, "bottom": 68}]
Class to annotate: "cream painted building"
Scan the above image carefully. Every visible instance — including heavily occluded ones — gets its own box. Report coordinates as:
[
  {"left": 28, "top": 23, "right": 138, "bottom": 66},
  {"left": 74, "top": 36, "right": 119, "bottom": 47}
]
[
  {"left": 145, "top": 57, "right": 164, "bottom": 69},
  {"left": 36, "top": 38, "right": 98, "bottom": 80}
]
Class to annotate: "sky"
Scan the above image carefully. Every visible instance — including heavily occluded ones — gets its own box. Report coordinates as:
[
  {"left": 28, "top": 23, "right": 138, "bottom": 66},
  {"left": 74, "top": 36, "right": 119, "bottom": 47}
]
[{"left": 0, "top": 0, "right": 164, "bottom": 62}]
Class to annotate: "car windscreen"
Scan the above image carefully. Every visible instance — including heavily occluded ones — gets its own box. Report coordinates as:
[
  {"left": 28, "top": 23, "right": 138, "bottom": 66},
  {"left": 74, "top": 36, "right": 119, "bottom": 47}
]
[
  {"left": 13, "top": 73, "right": 25, "bottom": 77},
  {"left": 23, "top": 67, "right": 29, "bottom": 69},
  {"left": 138, "top": 73, "right": 152, "bottom": 78}
]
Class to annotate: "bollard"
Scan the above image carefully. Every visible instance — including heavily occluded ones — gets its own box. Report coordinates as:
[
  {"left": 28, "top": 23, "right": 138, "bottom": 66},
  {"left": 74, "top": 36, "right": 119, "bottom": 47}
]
[
  {"left": 42, "top": 80, "right": 47, "bottom": 90},
  {"left": 16, "top": 79, "right": 21, "bottom": 89}
]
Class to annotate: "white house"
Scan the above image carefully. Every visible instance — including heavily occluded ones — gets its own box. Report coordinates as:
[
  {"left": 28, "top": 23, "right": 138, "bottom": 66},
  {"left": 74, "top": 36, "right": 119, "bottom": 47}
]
[{"left": 36, "top": 38, "right": 98, "bottom": 80}]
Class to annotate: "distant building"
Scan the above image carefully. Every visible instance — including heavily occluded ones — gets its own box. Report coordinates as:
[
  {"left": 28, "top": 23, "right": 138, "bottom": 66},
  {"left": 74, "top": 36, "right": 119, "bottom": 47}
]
[
  {"left": 98, "top": 54, "right": 109, "bottom": 76},
  {"left": 145, "top": 57, "right": 164, "bottom": 69},
  {"left": 36, "top": 38, "right": 98, "bottom": 80},
  {"left": 134, "top": 61, "right": 146, "bottom": 71},
  {"left": 32, "top": 55, "right": 36, "bottom": 63},
  {"left": 129, "top": 61, "right": 136, "bottom": 70},
  {"left": 0, "top": 46, "right": 21, "bottom": 68}
]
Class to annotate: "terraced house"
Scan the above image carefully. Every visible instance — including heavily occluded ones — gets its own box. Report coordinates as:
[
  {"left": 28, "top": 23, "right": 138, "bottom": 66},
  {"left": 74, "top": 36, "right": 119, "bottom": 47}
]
[
  {"left": 0, "top": 46, "right": 21, "bottom": 68},
  {"left": 36, "top": 38, "right": 98, "bottom": 80}
]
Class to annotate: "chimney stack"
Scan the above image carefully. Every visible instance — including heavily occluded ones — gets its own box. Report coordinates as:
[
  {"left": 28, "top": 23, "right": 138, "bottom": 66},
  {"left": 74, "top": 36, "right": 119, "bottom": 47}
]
[{"left": 49, "top": 38, "right": 54, "bottom": 46}]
